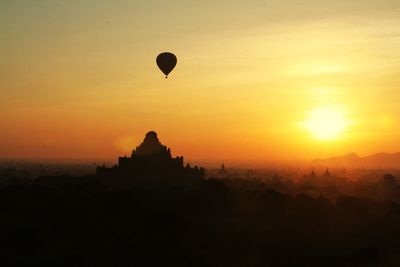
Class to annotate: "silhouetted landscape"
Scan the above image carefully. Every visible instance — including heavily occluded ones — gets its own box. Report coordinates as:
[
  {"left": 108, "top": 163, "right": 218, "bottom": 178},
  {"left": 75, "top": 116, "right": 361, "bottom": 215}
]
[
  {"left": 1, "top": 131, "right": 400, "bottom": 266},
  {"left": 2, "top": 1, "right": 400, "bottom": 266}
]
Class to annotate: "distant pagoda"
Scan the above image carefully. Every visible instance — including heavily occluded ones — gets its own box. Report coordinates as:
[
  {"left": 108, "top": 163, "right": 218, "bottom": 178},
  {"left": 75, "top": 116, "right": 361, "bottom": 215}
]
[
  {"left": 96, "top": 131, "right": 204, "bottom": 187},
  {"left": 218, "top": 163, "right": 227, "bottom": 175},
  {"left": 323, "top": 168, "right": 331, "bottom": 177}
]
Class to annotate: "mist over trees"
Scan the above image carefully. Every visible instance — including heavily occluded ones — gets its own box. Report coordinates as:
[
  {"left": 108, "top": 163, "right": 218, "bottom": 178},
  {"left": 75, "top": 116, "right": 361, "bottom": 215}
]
[
  {"left": 2, "top": 133, "right": 400, "bottom": 266},
  {"left": 2, "top": 165, "right": 400, "bottom": 265}
]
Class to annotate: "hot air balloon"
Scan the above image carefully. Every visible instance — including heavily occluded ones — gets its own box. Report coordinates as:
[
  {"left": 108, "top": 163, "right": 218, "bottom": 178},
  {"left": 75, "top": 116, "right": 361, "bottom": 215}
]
[{"left": 156, "top": 52, "right": 177, "bottom": 78}]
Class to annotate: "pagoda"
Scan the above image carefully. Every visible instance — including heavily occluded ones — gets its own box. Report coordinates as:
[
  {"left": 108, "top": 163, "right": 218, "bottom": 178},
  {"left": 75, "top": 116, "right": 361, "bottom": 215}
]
[{"left": 96, "top": 131, "right": 204, "bottom": 187}]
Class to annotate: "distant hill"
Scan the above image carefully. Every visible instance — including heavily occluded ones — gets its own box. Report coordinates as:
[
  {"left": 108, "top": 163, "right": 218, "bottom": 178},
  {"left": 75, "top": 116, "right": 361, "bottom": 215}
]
[{"left": 312, "top": 152, "right": 400, "bottom": 168}]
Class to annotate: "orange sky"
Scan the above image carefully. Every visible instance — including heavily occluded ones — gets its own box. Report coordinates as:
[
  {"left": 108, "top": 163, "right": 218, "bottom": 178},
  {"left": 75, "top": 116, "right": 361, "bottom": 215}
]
[{"left": 1, "top": 1, "right": 400, "bottom": 162}]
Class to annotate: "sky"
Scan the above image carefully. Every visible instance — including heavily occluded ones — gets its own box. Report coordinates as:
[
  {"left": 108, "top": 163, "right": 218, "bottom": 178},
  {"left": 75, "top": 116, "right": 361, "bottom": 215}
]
[{"left": 1, "top": 0, "right": 400, "bottom": 162}]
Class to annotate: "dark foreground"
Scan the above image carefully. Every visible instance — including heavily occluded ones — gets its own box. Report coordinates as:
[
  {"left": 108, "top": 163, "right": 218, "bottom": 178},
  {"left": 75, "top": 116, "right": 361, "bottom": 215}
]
[{"left": 1, "top": 178, "right": 400, "bottom": 267}]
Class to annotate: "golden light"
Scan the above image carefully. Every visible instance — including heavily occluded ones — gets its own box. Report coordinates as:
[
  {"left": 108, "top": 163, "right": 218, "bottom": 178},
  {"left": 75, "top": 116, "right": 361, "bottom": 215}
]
[
  {"left": 114, "top": 135, "right": 140, "bottom": 153},
  {"left": 303, "top": 108, "right": 350, "bottom": 141}
]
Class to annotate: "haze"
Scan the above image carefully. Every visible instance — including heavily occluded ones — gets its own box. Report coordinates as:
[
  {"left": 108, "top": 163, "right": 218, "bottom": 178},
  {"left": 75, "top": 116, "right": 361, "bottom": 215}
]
[{"left": 1, "top": 0, "right": 400, "bottom": 161}]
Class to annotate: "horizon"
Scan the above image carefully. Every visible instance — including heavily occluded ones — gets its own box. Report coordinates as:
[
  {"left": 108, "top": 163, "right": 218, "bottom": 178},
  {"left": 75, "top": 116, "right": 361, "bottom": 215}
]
[
  {"left": 1, "top": 1, "right": 400, "bottom": 161},
  {"left": 3, "top": 2, "right": 400, "bottom": 265},
  {"left": 3, "top": 134, "right": 400, "bottom": 170}
]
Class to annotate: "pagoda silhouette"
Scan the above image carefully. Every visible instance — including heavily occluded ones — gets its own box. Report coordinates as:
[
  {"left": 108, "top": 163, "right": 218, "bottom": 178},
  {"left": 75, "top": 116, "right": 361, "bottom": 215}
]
[{"left": 96, "top": 131, "right": 204, "bottom": 187}]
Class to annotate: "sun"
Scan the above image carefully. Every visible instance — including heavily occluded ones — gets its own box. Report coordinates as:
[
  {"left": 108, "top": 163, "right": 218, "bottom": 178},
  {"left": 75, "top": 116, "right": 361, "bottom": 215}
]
[{"left": 303, "top": 108, "right": 349, "bottom": 140}]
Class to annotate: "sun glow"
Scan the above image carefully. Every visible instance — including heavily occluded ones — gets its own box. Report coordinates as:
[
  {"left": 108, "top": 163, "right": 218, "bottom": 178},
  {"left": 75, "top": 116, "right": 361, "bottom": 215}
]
[{"left": 303, "top": 108, "right": 350, "bottom": 141}]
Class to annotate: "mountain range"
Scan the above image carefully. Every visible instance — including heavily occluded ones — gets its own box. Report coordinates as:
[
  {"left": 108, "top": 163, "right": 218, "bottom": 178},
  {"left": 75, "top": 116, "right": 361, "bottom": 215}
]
[{"left": 312, "top": 152, "right": 400, "bottom": 168}]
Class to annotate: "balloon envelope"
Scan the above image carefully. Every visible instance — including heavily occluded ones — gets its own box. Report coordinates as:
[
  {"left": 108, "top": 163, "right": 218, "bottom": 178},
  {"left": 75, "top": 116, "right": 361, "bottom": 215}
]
[{"left": 156, "top": 52, "right": 177, "bottom": 78}]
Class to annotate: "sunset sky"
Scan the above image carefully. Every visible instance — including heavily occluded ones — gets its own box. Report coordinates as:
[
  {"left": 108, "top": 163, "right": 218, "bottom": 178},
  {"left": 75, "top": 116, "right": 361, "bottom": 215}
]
[{"left": 1, "top": 0, "right": 400, "bottom": 162}]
